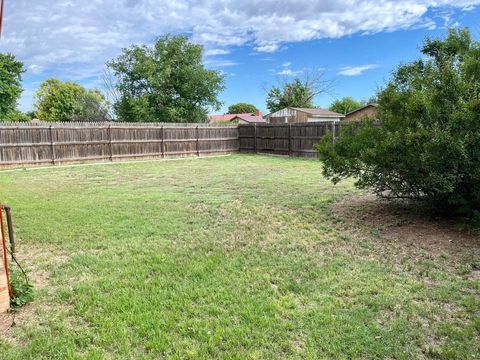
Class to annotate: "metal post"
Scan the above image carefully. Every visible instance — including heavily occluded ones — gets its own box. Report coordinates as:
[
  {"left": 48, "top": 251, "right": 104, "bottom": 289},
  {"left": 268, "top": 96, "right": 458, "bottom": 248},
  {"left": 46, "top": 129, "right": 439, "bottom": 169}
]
[
  {"left": 332, "top": 121, "right": 336, "bottom": 150},
  {"left": 2, "top": 206, "right": 14, "bottom": 256},
  {"left": 0, "top": 0, "right": 5, "bottom": 41}
]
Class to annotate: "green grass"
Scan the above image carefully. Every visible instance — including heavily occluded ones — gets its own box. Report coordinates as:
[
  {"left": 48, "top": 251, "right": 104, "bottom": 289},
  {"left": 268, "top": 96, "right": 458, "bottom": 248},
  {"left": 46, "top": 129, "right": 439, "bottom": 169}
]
[{"left": 0, "top": 154, "right": 478, "bottom": 359}]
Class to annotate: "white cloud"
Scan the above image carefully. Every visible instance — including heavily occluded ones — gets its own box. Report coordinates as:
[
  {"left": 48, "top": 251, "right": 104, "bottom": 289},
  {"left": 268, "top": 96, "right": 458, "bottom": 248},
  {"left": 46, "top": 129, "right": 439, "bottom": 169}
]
[
  {"left": 338, "top": 64, "right": 379, "bottom": 76},
  {"left": 255, "top": 43, "right": 281, "bottom": 53},
  {"left": 2, "top": 0, "right": 479, "bottom": 109},
  {"left": 274, "top": 62, "right": 302, "bottom": 76},
  {"left": 27, "top": 65, "right": 45, "bottom": 75},
  {"left": 203, "top": 58, "right": 238, "bottom": 68},
  {"left": 205, "top": 49, "right": 231, "bottom": 56},
  {"left": 277, "top": 68, "right": 303, "bottom": 76}
]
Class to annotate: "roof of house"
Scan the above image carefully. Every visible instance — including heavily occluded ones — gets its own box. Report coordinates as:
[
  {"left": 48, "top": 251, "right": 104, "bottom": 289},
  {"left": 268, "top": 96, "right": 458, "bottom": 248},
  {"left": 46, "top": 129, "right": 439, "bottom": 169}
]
[
  {"left": 345, "top": 103, "right": 378, "bottom": 116},
  {"left": 208, "top": 113, "right": 255, "bottom": 122},
  {"left": 232, "top": 115, "right": 265, "bottom": 123},
  {"left": 290, "top": 107, "right": 345, "bottom": 118}
]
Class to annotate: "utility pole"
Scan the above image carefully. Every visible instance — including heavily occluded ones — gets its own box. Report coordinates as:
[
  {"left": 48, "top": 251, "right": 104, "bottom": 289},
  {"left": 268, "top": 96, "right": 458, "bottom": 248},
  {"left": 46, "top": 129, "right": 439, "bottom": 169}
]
[{"left": 0, "top": 0, "right": 4, "bottom": 41}]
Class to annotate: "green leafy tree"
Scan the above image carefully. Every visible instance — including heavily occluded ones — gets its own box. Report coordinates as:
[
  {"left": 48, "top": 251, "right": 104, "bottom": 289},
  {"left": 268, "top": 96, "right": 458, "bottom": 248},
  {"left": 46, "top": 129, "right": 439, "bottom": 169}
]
[
  {"left": 329, "top": 97, "right": 362, "bottom": 114},
  {"left": 3, "top": 110, "right": 30, "bottom": 122},
  {"left": 266, "top": 79, "right": 314, "bottom": 113},
  {"left": 227, "top": 103, "right": 258, "bottom": 114},
  {"left": 0, "top": 53, "right": 25, "bottom": 120},
  {"left": 266, "top": 71, "right": 333, "bottom": 113},
  {"left": 108, "top": 34, "right": 225, "bottom": 122},
  {"left": 317, "top": 28, "right": 480, "bottom": 217},
  {"left": 34, "top": 79, "right": 110, "bottom": 121}
]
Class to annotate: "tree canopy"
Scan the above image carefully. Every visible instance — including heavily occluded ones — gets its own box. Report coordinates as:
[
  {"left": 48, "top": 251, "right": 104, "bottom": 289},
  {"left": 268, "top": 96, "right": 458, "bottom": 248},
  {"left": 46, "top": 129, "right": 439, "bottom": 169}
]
[
  {"left": 34, "top": 79, "right": 110, "bottom": 122},
  {"left": 329, "top": 97, "right": 362, "bottom": 115},
  {"left": 227, "top": 103, "right": 257, "bottom": 114},
  {"left": 317, "top": 28, "right": 480, "bottom": 217},
  {"left": 108, "top": 34, "right": 225, "bottom": 122},
  {"left": 266, "top": 79, "right": 314, "bottom": 113},
  {"left": 0, "top": 53, "right": 24, "bottom": 120},
  {"left": 265, "top": 71, "right": 333, "bottom": 113}
]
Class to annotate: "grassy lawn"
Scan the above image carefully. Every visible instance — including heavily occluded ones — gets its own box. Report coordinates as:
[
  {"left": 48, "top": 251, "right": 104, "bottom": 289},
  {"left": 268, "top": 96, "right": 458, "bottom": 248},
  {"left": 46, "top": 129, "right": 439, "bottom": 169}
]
[{"left": 0, "top": 154, "right": 478, "bottom": 359}]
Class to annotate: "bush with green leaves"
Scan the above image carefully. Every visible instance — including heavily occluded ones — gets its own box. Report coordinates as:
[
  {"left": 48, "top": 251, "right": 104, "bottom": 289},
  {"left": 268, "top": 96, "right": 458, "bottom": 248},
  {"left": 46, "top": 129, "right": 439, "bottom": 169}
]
[
  {"left": 227, "top": 103, "right": 258, "bottom": 114},
  {"left": 317, "top": 28, "right": 480, "bottom": 217},
  {"left": 10, "top": 267, "right": 33, "bottom": 307},
  {"left": 34, "top": 79, "right": 110, "bottom": 122},
  {"left": 329, "top": 97, "right": 363, "bottom": 115},
  {"left": 3, "top": 110, "right": 31, "bottom": 122}
]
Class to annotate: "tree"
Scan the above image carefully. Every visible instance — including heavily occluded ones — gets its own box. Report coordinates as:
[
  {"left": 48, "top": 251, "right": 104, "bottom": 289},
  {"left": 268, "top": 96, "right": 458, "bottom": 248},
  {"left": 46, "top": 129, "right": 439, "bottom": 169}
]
[
  {"left": 34, "top": 79, "right": 110, "bottom": 122},
  {"left": 108, "top": 34, "right": 225, "bottom": 122},
  {"left": 317, "top": 28, "right": 480, "bottom": 217},
  {"left": 329, "top": 97, "right": 362, "bottom": 114},
  {"left": 265, "top": 70, "right": 333, "bottom": 113},
  {"left": 76, "top": 89, "right": 111, "bottom": 122},
  {"left": 0, "top": 53, "right": 24, "bottom": 119},
  {"left": 3, "top": 110, "right": 30, "bottom": 122},
  {"left": 227, "top": 103, "right": 258, "bottom": 114}
]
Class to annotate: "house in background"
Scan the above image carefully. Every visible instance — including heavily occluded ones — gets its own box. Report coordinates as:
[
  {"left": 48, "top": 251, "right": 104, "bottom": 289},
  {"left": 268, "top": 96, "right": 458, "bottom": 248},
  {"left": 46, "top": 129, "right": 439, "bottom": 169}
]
[
  {"left": 343, "top": 103, "right": 378, "bottom": 122},
  {"left": 265, "top": 107, "right": 344, "bottom": 124},
  {"left": 230, "top": 114, "right": 265, "bottom": 124},
  {"left": 208, "top": 111, "right": 264, "bottom": 124}
]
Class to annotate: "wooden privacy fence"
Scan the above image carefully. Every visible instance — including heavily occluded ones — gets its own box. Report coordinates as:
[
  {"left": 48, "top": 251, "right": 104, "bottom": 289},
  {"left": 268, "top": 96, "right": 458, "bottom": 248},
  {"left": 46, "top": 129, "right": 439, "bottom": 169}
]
[
  {"left": 239, "top": 122, "right": 340, "bottom": 158},
  {"left": 0, "top": 122, "right": 239, "bottom": 167}
]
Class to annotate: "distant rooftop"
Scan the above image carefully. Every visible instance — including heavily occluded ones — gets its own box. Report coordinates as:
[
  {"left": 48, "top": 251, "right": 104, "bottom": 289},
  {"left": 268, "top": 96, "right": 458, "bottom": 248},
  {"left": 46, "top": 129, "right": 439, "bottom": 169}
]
[
  {"left": 232, "top": 115, "right": 265, "bottom": 123},
  {"left": 345, "top": 103, "right": 378, "bottom": 116},
  {"left": 208, "top": 111, "right": 263, "bottom": 122},
  {"left": 290, "top": 108, "right": 345, "bottom": 117}
]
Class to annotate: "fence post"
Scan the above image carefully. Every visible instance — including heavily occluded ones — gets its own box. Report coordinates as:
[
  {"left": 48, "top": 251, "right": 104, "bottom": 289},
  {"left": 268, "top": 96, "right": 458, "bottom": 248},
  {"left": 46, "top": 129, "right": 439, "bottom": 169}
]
[
  {"left": 253, "top": 124, "right": 257, "bottom": 153},
  {"left": 108, "top": 124, "right": 113, "bottom": 161},
  {"left": 288, "top": 124, "right": 292, "bottom": 156},
  {"left": 332, "top": 121, "right": 336, "bottom": 150},
  {"left": 195, "top": 125, "right": 200, "bottom": 157},
  {"left": 49, "top": 124, "right": 55, "bottom": 164},
  {"left": 161, "top": 125, "right": 165, "bottom": 158}
]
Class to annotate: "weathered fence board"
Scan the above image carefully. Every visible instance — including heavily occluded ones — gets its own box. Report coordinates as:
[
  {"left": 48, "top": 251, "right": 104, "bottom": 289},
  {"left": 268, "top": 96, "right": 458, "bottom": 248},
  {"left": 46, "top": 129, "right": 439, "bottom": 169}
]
[
  {"left": 0, "top": 122, "right": 239, "bottom": 168},
  {"left": 1, "top": 121, "right": 359, "bottom": 167},
  {"left": 239, "top": 122, "right": 341, "bottom": 158}
]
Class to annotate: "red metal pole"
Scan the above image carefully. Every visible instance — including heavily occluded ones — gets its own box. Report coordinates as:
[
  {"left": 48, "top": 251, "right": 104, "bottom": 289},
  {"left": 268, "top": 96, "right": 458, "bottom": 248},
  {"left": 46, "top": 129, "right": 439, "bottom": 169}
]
[{"left": 0, "top": 0, "right": 4, "bottom": 40}]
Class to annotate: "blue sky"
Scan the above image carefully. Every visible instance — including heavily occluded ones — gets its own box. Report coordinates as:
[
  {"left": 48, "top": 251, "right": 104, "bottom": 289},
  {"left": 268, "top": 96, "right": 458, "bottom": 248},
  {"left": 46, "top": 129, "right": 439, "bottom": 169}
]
[{"left": 2, "top": 1, "right": 480, "bottom": 114}]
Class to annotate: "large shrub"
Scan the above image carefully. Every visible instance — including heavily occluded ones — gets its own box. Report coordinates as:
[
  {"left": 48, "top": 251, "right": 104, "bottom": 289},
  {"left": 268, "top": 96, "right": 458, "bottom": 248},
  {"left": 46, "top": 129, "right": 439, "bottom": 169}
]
[
  {"left": 317, "top": 28, "right": 480, "bottom": 216},
  {"left": 34, "top": 79, "right": 110, "bottom": 121}
]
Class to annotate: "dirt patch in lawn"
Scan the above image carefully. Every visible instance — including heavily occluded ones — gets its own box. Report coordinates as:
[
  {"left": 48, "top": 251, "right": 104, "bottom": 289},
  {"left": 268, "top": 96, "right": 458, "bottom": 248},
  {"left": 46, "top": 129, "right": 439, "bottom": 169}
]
[{"left": 331, "top": 193, "right": 480, "bottom": 256}]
